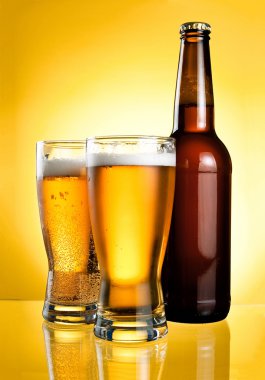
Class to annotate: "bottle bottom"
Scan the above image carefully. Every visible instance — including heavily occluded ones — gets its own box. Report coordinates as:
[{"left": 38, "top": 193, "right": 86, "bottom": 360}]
[
  {"left": 42, "top": 301, "right": 97, "bottom": 324},
  {"left": 165, "top": 302, "right": 230, "bottom": 324}
]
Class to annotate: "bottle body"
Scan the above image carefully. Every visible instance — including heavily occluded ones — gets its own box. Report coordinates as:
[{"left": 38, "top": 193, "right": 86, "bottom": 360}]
[
  {"left": 162, "top": 23, "right": 232, "bottom": 323},
  {"left": 164, "top": 130, "right": 231, "bottom": 322}
]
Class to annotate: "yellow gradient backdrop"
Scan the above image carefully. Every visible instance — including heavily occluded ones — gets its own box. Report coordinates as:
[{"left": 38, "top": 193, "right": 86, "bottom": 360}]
[{"left": 0, "top": 0, "right": 264, "bottom": 302}]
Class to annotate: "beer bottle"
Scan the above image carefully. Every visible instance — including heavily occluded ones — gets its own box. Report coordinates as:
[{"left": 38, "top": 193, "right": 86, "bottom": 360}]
[{"left": 162, "top": 22, "right": 232, "bottom": 323}]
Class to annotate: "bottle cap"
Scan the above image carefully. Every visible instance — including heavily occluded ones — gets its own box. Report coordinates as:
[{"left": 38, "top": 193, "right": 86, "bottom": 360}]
[{"left": 180, "top": 22, "right": 211, "bottom": 33}]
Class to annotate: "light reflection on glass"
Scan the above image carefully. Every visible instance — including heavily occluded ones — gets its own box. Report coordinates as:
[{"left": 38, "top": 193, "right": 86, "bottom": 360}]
[
  {"left": 95, "top": 337, "right": 168, "bottom": 380},
  {"left": 42, "top": 321, "right": 99, "bottom": 379}
]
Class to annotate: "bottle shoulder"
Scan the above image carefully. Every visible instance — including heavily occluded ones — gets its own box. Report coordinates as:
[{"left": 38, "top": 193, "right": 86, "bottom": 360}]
[{"left": 171, "top": 132, "right": 232, "bottom": 173}]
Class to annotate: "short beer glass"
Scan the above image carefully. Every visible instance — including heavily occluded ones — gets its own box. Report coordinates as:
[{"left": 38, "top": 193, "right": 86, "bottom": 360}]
[
  {"left": 37, "top": 141, "right": 100, "bottom": 324},
  {"left": 86, "top": 136, "right": 176, "bottom": 342}
]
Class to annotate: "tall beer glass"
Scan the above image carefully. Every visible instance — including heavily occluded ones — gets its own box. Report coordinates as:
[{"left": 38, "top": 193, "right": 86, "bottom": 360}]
[
  {"left": 37, "top": 141, "right": 100, "bottom": 324},
  {"left": 86, "top": 136, "right": 176, "bottom": 342}
]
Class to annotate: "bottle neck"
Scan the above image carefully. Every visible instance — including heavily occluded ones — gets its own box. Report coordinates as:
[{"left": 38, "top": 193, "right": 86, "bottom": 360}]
[{"left": 173, "top": 31, "right": 215, "bottom": 133}]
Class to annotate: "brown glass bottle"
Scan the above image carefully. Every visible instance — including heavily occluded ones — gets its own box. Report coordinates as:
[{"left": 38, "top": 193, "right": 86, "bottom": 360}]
[{"left": 162, "top": 22, "right": 232, "bottom": 323}]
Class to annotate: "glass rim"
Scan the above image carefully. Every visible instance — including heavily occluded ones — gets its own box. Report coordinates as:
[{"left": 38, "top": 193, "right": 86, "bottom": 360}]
[
  {"left": 36, "top": 140, "right": 86, "bottom": 149},
  {"left": 37, "top": 139, "right": 85, "bottom": 144},
  {"left": 86, "top": 135, "right": 175, "bottom": 144}
]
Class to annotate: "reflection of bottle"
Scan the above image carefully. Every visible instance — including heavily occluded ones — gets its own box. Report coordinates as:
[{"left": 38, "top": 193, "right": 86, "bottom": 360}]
[
  {"left": 162, "top": 21, "right": 232, "bottom": 323},
  {"left": 164, "top": 321, "right": 230, "bottom": 379},
  {"left": 96, "top": 338, "right": 167, "bottom": 380},
  {"left": 43, "top": 321, "right": 99, "bottom": 379}
]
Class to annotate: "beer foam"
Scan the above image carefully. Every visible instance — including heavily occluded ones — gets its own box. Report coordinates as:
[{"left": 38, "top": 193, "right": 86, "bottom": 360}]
[
  {"left": 86, "top": 153, "right": 176, "bottom": 167},
  {"left": 38, "top": 158, "right": 86, "bottom": 178}
]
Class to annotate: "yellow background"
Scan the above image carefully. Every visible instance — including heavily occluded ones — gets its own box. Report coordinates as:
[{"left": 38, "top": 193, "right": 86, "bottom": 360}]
[{"left": 0, "top": 0, "right": 264, "bottom": 302}]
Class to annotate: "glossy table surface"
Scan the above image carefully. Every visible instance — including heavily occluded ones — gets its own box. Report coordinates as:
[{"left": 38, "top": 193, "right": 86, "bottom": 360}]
[{"left": 1, "top": 301, "right": 265, "bottom": 379}]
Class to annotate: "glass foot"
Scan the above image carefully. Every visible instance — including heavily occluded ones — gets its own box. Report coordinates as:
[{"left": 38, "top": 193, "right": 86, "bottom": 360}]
[{"left": 42, "top": 301, "right": 97, "bottom": 324}]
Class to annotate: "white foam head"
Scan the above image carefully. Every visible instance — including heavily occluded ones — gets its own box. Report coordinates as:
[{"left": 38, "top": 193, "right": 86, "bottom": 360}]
[
  {"left": 37, "top": 158, "right": 86, "bottom": 178},
  {"left": 86, "top": 152, "right": 176, "bottom": 167}
]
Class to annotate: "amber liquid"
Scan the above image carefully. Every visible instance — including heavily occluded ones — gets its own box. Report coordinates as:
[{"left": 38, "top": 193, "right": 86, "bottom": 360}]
[
  {"left": 162, "top": 105, "right": 232, "bottom": 323},
  {"left": 87, "top": 165, "right": 175, "bottom": 317},
  {"left": 38, "top": 176, "right": 100, "bottom": 306}
]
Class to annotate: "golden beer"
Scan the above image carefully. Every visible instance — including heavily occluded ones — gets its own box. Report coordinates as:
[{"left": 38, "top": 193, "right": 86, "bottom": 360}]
[
  {"left": 37, "top": 141, "right": 100, "bottom": 324},
  {"left": 88, "top": 165, "right": 175, "bottom": 309},
  {"left": 86, "top": 136, "right": 176, "bottom": 341}
]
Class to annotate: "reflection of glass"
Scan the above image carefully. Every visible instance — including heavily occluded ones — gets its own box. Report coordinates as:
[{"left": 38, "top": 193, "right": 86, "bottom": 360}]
[
  {"left": 96, "top": 338, "right": 167, "bottom": 380},
  {"left": 37, "top": 141, "right": 100, "bottom": 324},
  {"left": 86, "top": 136, "right": 176, "bottom": 342},
  {"left": 163, "top": 321, "right": 230, "bottom": 379},
  {"left": 43, "top": 321, "right": 99, "bottom": 379}
]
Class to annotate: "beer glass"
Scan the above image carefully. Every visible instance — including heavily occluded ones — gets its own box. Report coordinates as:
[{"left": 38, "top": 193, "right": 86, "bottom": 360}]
[
  {"left": 86, "top": 136, "right": 176, "bottom": 342},
  {"left": 36, "top": 141, "right": 100, "bottom": 324}
]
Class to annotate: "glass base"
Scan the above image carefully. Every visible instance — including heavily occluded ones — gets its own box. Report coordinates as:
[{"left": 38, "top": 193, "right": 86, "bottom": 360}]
[
  {"left": 42, "top": 301, "right": 97, "bottom": 324},
  {"left": 94, "top": 314, "right": 168, "bottom": 342}
]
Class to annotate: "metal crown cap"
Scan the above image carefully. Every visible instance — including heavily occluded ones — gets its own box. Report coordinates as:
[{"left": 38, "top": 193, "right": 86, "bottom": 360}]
[{"left": 180, "top": 22, "right": 211, "bottom": 33}]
